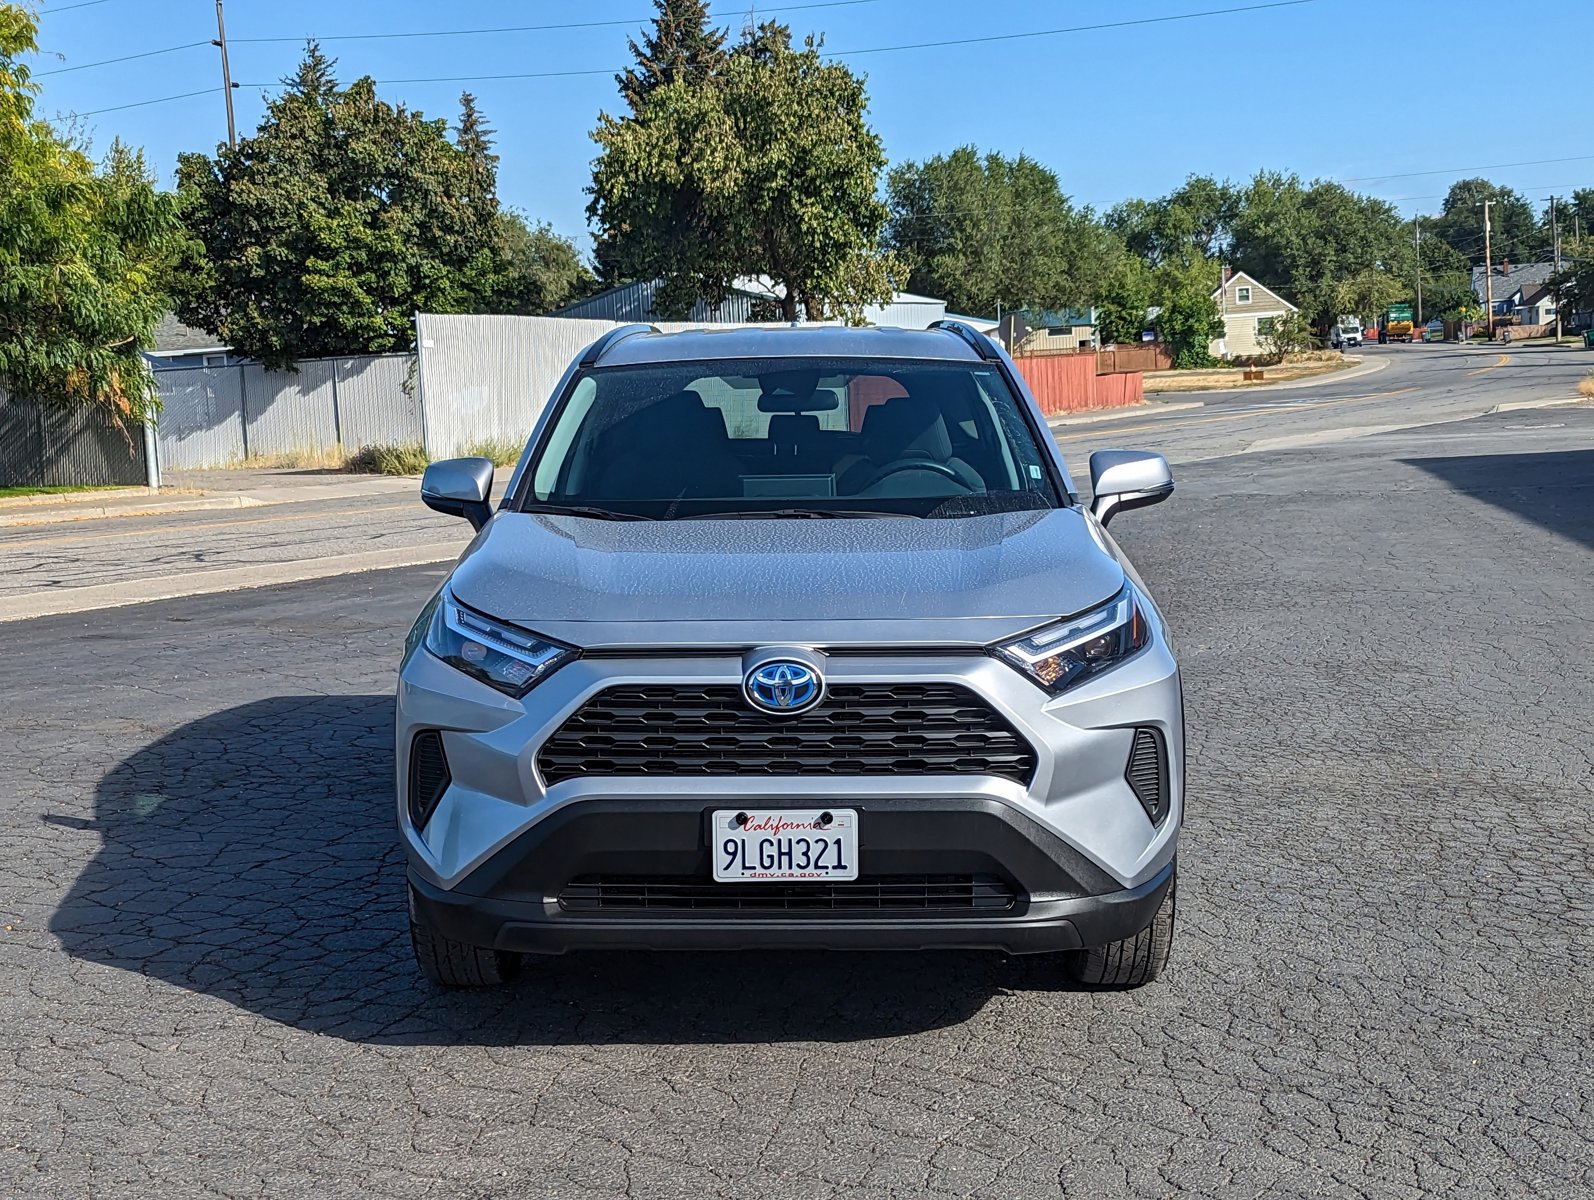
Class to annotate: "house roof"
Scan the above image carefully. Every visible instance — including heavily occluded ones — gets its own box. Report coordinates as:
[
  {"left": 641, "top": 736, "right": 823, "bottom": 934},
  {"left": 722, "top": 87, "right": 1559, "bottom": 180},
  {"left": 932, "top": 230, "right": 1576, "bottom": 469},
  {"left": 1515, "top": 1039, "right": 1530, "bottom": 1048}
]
[
  {"left": 1471, "top": 260, "right": 1559, "bottom": 302},
  {"left": 1211, "top": 271, "right": 1298, "bottom": 312},
  {"left": 148, "top": 313, "right": 230, "bottom": 356}
]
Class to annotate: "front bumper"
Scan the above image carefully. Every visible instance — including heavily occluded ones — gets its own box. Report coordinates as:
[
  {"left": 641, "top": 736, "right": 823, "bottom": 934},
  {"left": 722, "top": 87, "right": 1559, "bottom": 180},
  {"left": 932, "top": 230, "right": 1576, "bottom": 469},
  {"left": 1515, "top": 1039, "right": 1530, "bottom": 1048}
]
[{"left": 408, "top": 797, "right": 1176, "bottom": 955}]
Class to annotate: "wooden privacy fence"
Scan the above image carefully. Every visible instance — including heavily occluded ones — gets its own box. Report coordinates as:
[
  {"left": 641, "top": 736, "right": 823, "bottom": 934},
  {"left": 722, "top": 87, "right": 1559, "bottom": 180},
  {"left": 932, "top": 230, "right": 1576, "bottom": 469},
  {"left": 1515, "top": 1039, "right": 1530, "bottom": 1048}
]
[
  {"left": 1010, "top": 353, "right": 1144, "bottom": 417},
  {"left": 1096, "top": 343, "right": 1172, "bottom": 373}
]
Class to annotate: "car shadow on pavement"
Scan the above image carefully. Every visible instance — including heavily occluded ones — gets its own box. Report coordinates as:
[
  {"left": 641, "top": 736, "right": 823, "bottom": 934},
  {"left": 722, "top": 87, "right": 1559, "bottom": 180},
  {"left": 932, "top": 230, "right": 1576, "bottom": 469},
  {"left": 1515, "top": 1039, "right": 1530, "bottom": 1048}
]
[
  {"left": 1403, "top": 449, "right": 1594, "bottom": 553},
  {"left": 53, "top": 695, "right": 1025, "bottom": 1046}
]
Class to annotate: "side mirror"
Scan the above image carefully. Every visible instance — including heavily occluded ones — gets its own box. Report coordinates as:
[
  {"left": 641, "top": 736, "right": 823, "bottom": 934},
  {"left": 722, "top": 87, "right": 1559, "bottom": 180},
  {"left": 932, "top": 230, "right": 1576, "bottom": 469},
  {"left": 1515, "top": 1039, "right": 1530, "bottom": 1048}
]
[
  {"left": 421, "top": 457, "right": 494, "bottom": 530},
  {"left": 1089, "top": 449, "right": 1173, "bottom": 527}
]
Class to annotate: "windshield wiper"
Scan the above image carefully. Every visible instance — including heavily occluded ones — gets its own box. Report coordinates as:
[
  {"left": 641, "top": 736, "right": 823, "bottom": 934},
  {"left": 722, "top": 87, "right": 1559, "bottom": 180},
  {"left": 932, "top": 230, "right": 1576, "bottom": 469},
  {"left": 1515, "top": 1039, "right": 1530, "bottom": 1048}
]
[
  {"left": 689, "top": 508, "right": 911, "bottom": 520},
  {"left": 522, "top": 504, "right": 653, "bottom": 521}
]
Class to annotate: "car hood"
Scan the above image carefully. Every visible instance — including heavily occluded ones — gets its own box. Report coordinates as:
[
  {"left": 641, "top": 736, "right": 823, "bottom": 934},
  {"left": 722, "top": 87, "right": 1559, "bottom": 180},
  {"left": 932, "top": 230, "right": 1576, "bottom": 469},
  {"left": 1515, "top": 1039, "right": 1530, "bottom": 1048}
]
[{"left": 446, "top": 508, "right": 1125, "bottom": 649}]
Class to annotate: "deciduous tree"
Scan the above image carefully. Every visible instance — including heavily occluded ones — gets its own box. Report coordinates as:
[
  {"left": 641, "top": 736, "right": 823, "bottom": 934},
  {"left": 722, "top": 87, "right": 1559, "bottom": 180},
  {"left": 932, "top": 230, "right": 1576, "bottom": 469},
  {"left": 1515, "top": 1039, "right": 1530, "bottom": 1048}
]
[
  {"left": 1425, "top": 179, "right": 1540, "bottom": 268},
  {"left": 0, "top": 4, "right": 180, "bottom": 427},
  {"left": 590, "top": 24, "right": 895, "bottom": 322}
]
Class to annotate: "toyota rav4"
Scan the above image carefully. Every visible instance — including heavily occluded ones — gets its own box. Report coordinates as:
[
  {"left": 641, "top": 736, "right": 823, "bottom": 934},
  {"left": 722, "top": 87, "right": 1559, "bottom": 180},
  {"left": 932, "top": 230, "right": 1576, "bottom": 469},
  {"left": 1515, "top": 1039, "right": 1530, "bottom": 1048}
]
[{"left": 398, "top": 322, "right": 1183, "bottom": 988}]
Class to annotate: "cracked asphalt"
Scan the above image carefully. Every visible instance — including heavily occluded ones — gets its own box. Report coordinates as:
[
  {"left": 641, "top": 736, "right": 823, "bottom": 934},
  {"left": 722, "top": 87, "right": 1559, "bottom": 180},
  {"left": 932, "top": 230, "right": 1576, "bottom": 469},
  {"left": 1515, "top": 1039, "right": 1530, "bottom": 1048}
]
[{"left": 3, "top": 386, "right": 1593, "bottom": 1197}]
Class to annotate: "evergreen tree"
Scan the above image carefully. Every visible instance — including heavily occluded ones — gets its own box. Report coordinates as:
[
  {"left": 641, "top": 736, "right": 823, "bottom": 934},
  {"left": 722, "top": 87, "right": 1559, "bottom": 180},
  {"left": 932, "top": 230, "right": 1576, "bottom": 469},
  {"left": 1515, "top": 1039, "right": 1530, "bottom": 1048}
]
[{"left": 617, "top": 0, "right": 726, "bottom": 112}]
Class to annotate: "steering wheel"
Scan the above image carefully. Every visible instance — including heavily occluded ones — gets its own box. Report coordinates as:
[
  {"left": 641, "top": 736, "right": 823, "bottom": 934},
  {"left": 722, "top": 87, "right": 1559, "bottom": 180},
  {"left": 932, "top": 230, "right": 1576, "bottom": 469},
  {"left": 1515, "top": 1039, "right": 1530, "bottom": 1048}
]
[{"left": 863, "top": 458, "right": 973, "bottom": 490}]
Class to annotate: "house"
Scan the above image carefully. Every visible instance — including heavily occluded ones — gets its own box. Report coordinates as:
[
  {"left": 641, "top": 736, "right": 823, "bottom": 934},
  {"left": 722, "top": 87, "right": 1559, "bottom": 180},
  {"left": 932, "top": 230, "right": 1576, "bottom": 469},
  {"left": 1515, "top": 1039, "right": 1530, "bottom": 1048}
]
[
  {"left": 551, "top": 277, "right": 955, "bottom": 329},
  {"left": 144, "top": 314, "right": 239, "bottom": 370},
  {"left": 1208, "top": 272, "right": 1297, "bottom": 359},
  {"left": 1014, "top": 307, "right": 1098, "bottom": 353}
]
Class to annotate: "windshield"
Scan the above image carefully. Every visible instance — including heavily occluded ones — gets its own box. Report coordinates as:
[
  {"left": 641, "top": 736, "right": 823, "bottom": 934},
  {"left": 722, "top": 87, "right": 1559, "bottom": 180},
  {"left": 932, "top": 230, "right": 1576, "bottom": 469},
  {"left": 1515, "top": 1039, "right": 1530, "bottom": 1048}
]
[{"left": 517, "top": 357, "right": 1062, "bottom": 519}]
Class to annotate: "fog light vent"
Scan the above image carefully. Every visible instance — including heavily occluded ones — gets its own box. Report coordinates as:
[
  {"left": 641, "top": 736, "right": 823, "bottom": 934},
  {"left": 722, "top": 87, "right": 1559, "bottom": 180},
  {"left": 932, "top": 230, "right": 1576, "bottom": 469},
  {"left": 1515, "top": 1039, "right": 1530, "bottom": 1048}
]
[
  {"left": 408, "top": 731, "right": 450, "bottom": 830},
  {"left": 1125, "top": 728, "right": 1169, "bottom": 825}
]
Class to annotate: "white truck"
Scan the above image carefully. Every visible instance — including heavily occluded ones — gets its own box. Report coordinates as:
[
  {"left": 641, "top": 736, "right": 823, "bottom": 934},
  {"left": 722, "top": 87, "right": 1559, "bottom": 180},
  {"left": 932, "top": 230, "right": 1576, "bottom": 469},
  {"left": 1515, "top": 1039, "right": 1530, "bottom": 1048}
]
[{"left": 1330, "top": 317, "right": 1363, "bottom": 349}]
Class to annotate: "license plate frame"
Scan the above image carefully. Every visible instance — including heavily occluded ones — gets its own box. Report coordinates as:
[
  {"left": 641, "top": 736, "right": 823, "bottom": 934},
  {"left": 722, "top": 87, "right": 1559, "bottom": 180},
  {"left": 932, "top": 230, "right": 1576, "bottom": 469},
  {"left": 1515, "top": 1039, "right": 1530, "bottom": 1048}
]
[{"left": 710, "top": 809, "right": 859, "bottom": 882}]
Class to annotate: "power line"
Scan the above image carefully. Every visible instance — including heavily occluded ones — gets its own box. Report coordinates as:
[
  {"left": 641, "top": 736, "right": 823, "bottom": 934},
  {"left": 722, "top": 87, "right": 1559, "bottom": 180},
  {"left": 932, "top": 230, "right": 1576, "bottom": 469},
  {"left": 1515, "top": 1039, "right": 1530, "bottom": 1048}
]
[
  {"left": 74, "top": 88, "right": 214, "bottom": 116},
  {"left": 232, "top": 0, "right": 880, "bottom": 45},
  {"left": 35, "top": 41, "right": 210, "bottom": 77},
  {"left": 1343, "top": 154, "right": 1594, "bottom": 185},
  {"left": 38, "top": 0, "right": 119, "bottom": 12},
  {"left": 833, "top": 0, "right": 1321, "bottom": 57}
]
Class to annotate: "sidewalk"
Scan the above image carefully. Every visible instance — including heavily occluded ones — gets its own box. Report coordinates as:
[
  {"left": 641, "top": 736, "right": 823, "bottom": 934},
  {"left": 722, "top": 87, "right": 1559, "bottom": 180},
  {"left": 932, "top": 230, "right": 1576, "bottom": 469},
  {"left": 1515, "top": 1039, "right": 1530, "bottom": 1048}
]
[{"left": 0, "top": 468, "right": 418, "bottom": 528}]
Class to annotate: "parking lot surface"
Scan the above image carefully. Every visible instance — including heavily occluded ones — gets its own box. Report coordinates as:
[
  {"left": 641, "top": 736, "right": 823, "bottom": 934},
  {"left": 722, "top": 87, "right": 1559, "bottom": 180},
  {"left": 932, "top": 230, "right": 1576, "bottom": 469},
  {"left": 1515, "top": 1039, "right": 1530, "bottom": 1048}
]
[{"left": 3, "top": 398, "right": 1593, "bottom": 1198}]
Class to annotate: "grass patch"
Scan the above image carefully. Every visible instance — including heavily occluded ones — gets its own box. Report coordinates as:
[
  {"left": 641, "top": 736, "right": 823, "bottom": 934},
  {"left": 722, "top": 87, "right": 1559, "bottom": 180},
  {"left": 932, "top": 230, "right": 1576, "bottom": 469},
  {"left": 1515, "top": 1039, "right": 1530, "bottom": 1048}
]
[
  {"left": 1579, "top": 377, "right": 1594, "bottom": 400},
  {"left": 343, "top": 442, "right": 431, "bottom": 475},
  {"left": 0, "top": 483, "right": 131, "bottom": 499},
  {"left": 461, "top": 437, "right": 525, "bottom": 466},
  {"left": 244, "top": 447, "right": 348, "bottom": 470}
]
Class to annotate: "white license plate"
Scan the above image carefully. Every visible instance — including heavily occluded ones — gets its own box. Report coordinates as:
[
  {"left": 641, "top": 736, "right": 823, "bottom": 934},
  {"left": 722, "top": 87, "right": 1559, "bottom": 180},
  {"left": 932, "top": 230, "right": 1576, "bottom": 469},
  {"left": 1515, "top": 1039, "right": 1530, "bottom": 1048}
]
[{"left": 711, "top": 809, "right": 859, "bottom": 882}]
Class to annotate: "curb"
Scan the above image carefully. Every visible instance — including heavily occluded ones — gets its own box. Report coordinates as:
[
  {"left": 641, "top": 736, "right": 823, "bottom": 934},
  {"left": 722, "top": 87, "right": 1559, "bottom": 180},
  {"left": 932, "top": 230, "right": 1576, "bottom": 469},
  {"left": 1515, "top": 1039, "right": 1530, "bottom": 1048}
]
[
  {"left": 0, "top": 486, "right": 158, "bottom": 510},
  {"left": 1, "top": 542, "right": 460, "bottom": 623},
  {"left": 1048, "top": 400, "right": 1203, "bottom": 428},
  {"left": 1485, "top": 395, "right": 1590, "bottom": 415},
  {"left": 0, "top": 494, "right": 264, "bottom": 528}
]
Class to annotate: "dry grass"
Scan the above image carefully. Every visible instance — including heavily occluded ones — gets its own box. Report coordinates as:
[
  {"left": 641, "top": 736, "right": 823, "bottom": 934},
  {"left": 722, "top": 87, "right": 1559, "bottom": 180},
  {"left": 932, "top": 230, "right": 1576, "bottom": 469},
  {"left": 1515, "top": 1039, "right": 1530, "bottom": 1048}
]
[
  {"left": 1145, "top": 357, "right": 1357, "bottom": 393},
  {"left": 244, "top": 446, "right": 348, "bottom": 470},
  {"left": 1579, "top": 376, "right": 1594, "bottom": 400},
  {"left": 461, "top": 437, "right": 525, "bottom": 466},
  {"left": 343, "top": 442, "right": 431, "bottom": 476}
]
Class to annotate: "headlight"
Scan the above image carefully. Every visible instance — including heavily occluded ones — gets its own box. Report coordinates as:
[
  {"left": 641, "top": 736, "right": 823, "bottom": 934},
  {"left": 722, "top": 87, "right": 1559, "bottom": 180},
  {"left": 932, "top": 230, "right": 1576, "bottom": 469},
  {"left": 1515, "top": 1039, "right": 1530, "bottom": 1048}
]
[
  {"left": 994, "top": 584, "right": 1149, "bottom": 695},
  {"left": 422, "top": 592, "right": 576, "bottom": 697}
]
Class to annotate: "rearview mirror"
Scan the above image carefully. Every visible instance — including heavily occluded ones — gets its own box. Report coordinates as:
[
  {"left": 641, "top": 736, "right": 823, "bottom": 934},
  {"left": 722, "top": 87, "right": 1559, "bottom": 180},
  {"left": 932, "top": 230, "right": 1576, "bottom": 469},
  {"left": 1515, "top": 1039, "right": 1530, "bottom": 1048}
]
[
  {"left": 1088, "top": 450, "right": 1173, "bottom": 527},
  {"left": 421, "top": 457, "right": 494, "bottom": 530}
]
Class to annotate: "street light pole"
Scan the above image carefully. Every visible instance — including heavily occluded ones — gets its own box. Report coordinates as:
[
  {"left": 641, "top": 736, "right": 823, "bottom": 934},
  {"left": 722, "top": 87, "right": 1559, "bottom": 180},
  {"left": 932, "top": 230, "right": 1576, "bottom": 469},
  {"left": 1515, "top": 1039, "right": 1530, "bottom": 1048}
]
[{"left": 213, "top": 0, "right": 237, "bottom": 149}]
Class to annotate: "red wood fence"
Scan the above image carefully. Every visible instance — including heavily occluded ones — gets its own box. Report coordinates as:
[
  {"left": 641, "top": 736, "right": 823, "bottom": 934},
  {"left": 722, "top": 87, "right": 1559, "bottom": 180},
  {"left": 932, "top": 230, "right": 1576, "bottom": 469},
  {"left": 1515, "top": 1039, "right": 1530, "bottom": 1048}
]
[{"left": 1010, "top": 353, "right": 1145, "bottom": 417}]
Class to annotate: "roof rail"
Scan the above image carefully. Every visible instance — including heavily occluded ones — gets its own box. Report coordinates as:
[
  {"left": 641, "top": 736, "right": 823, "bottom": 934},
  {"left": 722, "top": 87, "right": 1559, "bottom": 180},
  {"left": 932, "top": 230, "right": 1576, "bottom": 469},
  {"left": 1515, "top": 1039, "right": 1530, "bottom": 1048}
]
[
  {"left": 929, "top": 319, "right": 1001, "bottom": 362},
  {"left": 579, "top": 322, "right": 659, "bottom": 367}
]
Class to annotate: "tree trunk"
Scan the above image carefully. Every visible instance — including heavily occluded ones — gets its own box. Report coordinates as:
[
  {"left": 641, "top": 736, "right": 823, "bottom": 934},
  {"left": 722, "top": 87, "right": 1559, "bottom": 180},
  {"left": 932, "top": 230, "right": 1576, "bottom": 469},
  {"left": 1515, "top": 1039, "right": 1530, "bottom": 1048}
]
[{"left": 781, "top": 288, "right": 798, "bottom": 322}]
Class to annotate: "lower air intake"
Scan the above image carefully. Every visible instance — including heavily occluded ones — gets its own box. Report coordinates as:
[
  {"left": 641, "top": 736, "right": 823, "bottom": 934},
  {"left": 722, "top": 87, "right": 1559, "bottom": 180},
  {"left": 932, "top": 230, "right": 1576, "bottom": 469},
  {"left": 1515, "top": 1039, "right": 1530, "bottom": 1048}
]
[
  {"left": 558, "top": 874, "right": 1017, "bottom": 914},
  {"left": 408, "top": 731, "right": 450, "bottom": 831},
  {"left": 1126, "top": 727, "right": 1170, "bottom": 825}
]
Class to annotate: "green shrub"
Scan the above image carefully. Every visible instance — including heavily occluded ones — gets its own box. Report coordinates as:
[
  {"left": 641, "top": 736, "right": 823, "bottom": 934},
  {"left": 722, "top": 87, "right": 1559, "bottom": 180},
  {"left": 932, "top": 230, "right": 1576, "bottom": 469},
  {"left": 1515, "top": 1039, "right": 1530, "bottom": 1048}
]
[{"left": 344, "top": 442, "right": 430, "bottom": 475}]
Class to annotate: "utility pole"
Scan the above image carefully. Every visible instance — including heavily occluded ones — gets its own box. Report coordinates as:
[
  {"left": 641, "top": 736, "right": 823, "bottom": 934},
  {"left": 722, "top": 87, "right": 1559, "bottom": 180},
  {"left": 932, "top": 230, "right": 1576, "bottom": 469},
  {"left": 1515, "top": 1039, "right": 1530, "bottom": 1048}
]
[
  {"left": 213, "top": 0, "right": 237, "bottom": 149},
  {"left": 1482, "top": 199, "right": 1494, "bottom": 339},
  {"left": 1414, "top": 218, "right": 1423, "bottom": 325},
  {"left": 1546, "top": 195, "right": 1563, "bottom": 341}
]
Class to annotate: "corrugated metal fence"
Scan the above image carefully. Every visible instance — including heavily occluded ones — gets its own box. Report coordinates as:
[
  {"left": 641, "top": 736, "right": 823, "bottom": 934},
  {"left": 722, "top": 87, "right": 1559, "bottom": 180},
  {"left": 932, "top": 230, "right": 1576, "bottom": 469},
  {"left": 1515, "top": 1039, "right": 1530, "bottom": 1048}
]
[
  {"left": 153, "top": 354, "right": 416, "bottom": 469},
  {"left": 0, "top": 388, "right": 149, "bottom": 487}
]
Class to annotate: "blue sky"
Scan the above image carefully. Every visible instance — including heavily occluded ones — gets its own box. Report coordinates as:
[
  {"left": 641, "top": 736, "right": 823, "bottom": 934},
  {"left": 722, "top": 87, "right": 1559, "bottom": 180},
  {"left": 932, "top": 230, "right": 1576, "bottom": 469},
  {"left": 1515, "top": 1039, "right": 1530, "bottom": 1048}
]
[{"left": 26, "top": 0, "right": 1594, "bottom": 253}]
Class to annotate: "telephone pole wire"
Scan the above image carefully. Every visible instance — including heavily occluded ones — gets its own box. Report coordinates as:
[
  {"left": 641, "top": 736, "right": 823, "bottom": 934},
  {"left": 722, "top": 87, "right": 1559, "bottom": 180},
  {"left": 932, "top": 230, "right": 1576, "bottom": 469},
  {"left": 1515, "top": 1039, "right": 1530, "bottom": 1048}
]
[{"left": 213, "top": 0, "right": 237, "bottom": 148}]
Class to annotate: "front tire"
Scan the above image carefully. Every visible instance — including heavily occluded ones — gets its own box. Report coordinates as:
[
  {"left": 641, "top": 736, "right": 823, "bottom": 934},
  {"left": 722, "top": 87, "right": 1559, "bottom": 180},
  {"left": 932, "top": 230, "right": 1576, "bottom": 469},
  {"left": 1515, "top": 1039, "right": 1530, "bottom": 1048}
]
[
  {"left": 1065, "top": 868, "right": 1176, "bottom": 989},
  {"left": 409, "top": 889, "right": 522, "bottom": 987}
]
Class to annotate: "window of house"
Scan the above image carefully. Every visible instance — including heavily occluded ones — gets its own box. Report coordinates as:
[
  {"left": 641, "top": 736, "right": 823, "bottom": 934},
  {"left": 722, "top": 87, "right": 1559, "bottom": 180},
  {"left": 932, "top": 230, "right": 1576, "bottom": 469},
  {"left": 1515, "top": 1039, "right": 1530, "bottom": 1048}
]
[
  {"left": 1235, "top": 286, "right": 1252, "bottom": 304},
  {"left": 201, "top": 354, "right": 227, "bottom": 367},
  {"left": 1256, "top": 317, "right": 1276, "bottom": 337}
]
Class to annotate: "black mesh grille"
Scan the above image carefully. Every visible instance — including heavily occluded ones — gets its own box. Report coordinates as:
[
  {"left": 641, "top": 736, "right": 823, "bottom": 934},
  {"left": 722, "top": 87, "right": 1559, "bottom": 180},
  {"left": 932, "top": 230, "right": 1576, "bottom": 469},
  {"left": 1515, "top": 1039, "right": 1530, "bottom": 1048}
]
[
  {"left": 408, "top": 731, "right": 450, "bottom": 830},
  {"left": 1126, "top": 727, "right": 1169, "bottom": 825},
  {"left": 537, "top": 683, "right": 1036, "bottom": 785},
  {"left": 558, "top": 874, "right": 1017, "bottom": 913}
]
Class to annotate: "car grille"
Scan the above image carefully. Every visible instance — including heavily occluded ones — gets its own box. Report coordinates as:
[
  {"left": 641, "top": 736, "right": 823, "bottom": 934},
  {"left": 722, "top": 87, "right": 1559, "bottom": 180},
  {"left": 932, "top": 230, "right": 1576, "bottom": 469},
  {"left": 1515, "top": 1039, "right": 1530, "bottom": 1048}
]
[
  {"left": 537, "top": 683, "right": 1037, "bottom": 785},
  {"left": 558, "top": 874, "right": 1018, "bottom": 913}
]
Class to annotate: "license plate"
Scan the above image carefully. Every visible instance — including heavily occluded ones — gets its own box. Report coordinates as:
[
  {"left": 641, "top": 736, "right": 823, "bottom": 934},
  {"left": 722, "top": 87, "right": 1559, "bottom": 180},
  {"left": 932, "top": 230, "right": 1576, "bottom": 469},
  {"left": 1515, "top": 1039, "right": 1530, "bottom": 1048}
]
[{"left": 711, "top": 809, "right": 859, "bottom": 882}]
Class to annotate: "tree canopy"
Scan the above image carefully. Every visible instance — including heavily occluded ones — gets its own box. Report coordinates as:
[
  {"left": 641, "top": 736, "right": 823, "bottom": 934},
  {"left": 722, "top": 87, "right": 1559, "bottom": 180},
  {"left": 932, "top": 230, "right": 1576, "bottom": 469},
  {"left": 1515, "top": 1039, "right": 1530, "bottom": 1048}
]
[
  {"left": 616, "top": 0, "right": 726, "bottom": 112},
  {"left": 884, "top": 147, "right": 1112, "bottom": 318},
  {"left": 0, "top": 3, "right": 180, "bottom": 426},
  {"left": 590, "top": 23, "right": 895, "bottom": 321},
  {"left": 1424, "top": 179, "right": 1539, "bottom": 269},
  {"left": 174, "top": 48, "right": 587, "bottom": 368}
]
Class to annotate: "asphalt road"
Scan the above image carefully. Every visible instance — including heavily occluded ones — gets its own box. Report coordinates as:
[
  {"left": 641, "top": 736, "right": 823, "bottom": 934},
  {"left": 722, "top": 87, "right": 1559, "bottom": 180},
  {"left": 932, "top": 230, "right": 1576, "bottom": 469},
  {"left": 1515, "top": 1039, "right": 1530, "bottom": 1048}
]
[{"left": 3, "top": 374, "right": 1592, "bottom": 1196}]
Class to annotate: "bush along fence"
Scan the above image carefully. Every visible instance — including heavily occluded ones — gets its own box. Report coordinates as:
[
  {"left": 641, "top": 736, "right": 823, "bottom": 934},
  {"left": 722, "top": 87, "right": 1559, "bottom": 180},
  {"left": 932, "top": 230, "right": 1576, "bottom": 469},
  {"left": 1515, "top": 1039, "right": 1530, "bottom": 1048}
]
[{"left": 0, "top": 388, "right": 152, "bottom": 488}]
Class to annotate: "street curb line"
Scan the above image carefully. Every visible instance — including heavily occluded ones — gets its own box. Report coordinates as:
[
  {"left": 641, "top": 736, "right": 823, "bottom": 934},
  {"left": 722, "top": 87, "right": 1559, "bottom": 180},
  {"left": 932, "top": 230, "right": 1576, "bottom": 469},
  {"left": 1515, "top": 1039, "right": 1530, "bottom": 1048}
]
[
  {"left": 0, "top": 495, "right": 264, "bottom": 527},
  {"left": 1, "top": 543, "right": 461, "bottom": 623},
  {"left": 1485, "top": 396, "right": 1589, "bottom": 414},
  {"left": 1048, "top": 401, "right": 1203, "bottom": 428},
  {"left": 0, "top": 486, "right": 158, "bottom": 510}
]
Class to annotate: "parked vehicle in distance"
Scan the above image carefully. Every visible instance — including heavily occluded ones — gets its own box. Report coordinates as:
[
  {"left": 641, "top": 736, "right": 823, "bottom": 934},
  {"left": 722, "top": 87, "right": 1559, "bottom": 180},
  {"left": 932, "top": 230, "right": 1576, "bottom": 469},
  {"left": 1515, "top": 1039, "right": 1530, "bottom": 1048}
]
[
  {"left": 1330, "top": 316, "right": 1363, "bottom": 349},
  {"left": 1422, "top": 319, "right": 1445, "bottom": 342},
  {"left": 398, "top": 322, "right": 1183, "bottom": 990},
  {"left": 1384, "top": 303, "right": 1416, "bottom": 343}
]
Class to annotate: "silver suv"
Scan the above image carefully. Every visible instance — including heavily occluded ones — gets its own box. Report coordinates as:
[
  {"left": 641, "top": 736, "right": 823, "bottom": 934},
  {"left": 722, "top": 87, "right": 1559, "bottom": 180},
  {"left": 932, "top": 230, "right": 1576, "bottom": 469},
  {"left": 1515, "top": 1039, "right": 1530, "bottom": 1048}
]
[{"left": 398, "top": 323, "right": 1182, "bottom": 988}]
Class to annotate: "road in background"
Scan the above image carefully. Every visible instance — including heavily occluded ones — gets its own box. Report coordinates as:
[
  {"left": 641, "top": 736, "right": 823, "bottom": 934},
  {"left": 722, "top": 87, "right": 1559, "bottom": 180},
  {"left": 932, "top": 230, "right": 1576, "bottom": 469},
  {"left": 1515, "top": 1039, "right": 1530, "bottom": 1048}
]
[
  {"left": 0, "top": 343, "right": 1586, "bottom": 622},
  {"left": 3, "top": 402, "right": 1592, "bottom": 1197}
]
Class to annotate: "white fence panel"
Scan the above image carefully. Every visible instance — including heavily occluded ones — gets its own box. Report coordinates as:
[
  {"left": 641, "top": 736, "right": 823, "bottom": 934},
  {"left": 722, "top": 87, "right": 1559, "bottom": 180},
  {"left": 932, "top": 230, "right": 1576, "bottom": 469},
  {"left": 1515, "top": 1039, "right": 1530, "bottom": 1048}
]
[
  {"left": 153, "top": 366, "right": 247, "bottom": 468},
  {"left": 242, "top": 360, "right": 338, "bottom": 458},
  {"left": 335, "top": 355, "right": 420, "bottom": 447},
  {"left": 415, "top": 314, "right": 614, "bottom": 458}
]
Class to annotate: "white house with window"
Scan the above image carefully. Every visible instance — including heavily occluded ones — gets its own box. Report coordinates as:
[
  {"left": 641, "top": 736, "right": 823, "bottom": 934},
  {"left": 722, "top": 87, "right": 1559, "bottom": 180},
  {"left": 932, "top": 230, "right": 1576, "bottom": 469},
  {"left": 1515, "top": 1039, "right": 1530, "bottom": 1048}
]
[{"left": 1208, "top": 271, "right": 1297, "bottom": 359}]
